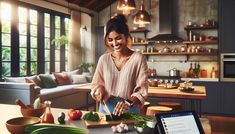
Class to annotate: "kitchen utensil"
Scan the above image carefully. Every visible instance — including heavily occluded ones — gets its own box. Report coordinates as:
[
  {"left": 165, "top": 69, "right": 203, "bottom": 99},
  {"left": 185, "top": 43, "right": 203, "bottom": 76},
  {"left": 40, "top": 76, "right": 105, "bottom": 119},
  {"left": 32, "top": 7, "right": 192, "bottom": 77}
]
[
  {"left": 168, "top": 68, "right": 180, "bottom": 77},
  {"left": 5, "top": 117, "right": 40, "bottom": 134},
  {"left": 102, "top": 101, "right": 113, "bottom": 120},
  {"left": 15, "top": 99, "right": 29, "bottom": 109},
  {"left": 21, "top": 104, "right": 46, "bottom": 117}
]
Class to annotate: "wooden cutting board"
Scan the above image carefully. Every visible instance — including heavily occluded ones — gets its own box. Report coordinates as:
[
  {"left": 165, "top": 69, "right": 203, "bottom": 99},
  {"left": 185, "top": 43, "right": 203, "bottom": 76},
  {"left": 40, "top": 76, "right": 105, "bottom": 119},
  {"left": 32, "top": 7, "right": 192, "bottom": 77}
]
[{"left": 83, "top": 119, "right": 138, "bottom": 128}]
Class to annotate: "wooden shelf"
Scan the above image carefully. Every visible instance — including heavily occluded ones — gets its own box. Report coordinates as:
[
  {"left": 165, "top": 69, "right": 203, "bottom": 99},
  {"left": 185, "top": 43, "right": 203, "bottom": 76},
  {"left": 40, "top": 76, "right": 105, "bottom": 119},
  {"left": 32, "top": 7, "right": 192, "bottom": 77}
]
[
  {"left": 132, "top": 42, "right": 148, "bottom": 45},
  {"left": 142, "top": 52, "right": 217, "bottom": 55},
  {"left": 183, "top": 40, "right": 218, "bottom": 44},
  {"left": 184, "top": 26, "right": 218, "bottom": 30}
]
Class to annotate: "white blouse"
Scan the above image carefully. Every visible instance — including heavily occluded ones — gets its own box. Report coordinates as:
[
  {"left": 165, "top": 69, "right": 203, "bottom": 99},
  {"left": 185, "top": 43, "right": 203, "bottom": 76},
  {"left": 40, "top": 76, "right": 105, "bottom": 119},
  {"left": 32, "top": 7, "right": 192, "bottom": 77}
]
[{"left": 91, "top": 52, "right": 148, "bottom": 106}]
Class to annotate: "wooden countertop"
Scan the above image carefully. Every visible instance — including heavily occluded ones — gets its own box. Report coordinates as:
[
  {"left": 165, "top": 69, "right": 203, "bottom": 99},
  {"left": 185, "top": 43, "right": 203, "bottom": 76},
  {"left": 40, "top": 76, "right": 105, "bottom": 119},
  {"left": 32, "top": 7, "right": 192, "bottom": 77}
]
[{"left": 74, "top": 85, "right": 206, "bottom": 100}]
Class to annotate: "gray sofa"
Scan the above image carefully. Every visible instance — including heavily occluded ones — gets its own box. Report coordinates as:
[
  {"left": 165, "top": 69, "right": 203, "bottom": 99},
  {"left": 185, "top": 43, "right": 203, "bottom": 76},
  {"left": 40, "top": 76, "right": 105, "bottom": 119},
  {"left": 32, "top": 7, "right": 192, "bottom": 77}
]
[{"left": 0, "top": 72, "right": 94, "bottom": 109}]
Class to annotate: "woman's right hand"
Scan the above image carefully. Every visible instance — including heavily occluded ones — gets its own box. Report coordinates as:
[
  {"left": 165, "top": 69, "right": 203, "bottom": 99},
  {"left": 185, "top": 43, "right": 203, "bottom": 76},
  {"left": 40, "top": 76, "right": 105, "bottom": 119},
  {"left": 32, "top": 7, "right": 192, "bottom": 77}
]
[{"left": 91, "top": 87, "right": 108, "bottom": 102}]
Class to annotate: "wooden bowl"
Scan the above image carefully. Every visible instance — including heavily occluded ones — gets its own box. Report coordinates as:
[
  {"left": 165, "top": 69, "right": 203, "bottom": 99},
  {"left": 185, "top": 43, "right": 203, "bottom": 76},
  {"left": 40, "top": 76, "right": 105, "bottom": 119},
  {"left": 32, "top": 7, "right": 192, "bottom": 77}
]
[
  {"left": 21, "top": 104, "right": 46, "bottom": 117},
  {"left": 6, "top": 117, "right": 40, "bottom": 134}
]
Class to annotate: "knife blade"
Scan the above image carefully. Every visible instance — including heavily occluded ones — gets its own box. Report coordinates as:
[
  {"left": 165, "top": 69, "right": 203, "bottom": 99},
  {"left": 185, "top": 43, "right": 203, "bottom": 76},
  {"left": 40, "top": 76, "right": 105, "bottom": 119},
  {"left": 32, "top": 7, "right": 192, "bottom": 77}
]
[{"left": 102, "top": 100, "right": 113, "bottom": 121}]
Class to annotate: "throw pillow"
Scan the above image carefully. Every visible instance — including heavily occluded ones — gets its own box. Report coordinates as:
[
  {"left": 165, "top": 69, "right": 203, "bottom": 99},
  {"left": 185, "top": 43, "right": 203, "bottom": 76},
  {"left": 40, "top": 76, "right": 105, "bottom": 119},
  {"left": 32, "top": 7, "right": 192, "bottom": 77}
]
[
  {"left": 71, "top": 74, "right": 88, "bottom": 84},
  {"left": 25, "top": 75, "right": 43, "bottom": 87},
  {"left": 54, "top": 73, "right": 71, "bottom": 86},
  {"left": 25, "top": 78, "right": 37, "bottom": 86},
  {"left": 38, "top": 74, "right": 57, "bottom": 88}
]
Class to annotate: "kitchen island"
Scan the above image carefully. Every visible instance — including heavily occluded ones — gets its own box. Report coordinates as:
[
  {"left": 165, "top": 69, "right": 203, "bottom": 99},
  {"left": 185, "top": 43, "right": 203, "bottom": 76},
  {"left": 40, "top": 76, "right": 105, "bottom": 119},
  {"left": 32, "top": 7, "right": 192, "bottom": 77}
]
[{"left": 1, "top": 104, "right": 211, "bottom": 134}]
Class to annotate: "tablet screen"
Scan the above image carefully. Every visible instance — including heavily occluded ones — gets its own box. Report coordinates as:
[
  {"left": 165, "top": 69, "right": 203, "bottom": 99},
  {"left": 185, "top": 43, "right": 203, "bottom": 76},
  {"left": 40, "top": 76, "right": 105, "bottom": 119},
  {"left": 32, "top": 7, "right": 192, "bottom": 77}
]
[{"left": 156, "top": 111, "right": 204, "bottom": 134}]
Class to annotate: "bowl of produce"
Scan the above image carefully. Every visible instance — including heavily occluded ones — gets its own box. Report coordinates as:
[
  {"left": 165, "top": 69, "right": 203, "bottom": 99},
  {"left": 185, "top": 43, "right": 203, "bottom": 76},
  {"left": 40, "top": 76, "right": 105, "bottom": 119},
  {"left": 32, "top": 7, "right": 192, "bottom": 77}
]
[
  {"left": 21, "top": 104, "right": 46, "bottom": 117},
  {"left": 6, "top": 117, "right": 41, "bottom": 134},
  {"left": 178, "top": 87, "right": 195, "bottom": 92},
  {"left": 134, "top": 121, "right": 153, "bottom": 134}
]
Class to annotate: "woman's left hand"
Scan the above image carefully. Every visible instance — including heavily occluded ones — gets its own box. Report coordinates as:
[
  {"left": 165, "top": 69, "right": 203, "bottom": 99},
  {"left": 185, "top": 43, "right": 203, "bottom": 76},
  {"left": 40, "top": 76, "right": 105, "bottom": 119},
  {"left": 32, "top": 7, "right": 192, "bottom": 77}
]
[{"left": 113, "top": 101, "right": 130, "bottom": 116}]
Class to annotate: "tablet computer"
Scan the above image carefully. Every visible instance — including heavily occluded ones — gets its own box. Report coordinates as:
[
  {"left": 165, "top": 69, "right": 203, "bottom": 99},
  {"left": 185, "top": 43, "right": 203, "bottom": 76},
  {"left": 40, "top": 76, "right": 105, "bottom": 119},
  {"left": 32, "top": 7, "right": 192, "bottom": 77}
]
[{"left": 155, "top": 111, "right": 204, "bottom": 134}]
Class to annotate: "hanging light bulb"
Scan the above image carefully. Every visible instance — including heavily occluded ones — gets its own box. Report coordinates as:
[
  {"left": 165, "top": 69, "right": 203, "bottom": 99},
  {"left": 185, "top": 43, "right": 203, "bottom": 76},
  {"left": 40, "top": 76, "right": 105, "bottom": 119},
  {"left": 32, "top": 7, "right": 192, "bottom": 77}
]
[
  {"left": 133, "top": 0, "right": 151, "bottom": 27},
  {"left": 117, "top": 0, "right": 136, "bottom": 15}
]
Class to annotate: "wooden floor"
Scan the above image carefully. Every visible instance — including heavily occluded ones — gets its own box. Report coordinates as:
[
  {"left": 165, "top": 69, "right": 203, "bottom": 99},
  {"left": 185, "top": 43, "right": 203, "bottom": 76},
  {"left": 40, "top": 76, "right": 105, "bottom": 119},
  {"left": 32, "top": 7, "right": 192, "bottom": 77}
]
[{"left": 203, "top": 115, "right": 235, "bottom": 134}]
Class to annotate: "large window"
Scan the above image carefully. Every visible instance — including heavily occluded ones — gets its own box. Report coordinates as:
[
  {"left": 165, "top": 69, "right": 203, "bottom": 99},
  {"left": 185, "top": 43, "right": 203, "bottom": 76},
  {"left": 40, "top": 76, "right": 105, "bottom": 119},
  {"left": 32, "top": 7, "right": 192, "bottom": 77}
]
[
  {"left": 0, "top": 1, "right": 70, "bottom": 79},
  {"left": 44, "top": 13, "right": 50, "bottom": 74},
  {"left": 54, "top": 16, "right": 61, "bottom": 72},
  {"left": 1, "top": 2, "right": 11, "bottom": 77},
  {"left": 64, "top": 18, "right": 69, "bottom": 71}
]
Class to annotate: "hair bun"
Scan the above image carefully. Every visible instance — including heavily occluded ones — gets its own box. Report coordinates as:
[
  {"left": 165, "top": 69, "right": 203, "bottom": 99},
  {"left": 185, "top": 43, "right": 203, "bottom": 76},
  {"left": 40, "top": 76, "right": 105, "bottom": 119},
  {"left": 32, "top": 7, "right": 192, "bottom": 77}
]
[{"left": 113, "top": 14, "right": 127, "bottom": 24}]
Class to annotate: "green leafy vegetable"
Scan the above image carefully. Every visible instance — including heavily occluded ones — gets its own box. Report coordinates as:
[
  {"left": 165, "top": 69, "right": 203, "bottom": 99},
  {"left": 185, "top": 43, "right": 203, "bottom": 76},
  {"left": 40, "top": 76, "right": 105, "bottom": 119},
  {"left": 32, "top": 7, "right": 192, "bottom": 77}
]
[
  {"left": 82, "top": 111, "right": 100, "bottom": 122},
  {"left": 121, "top": 112, "right": 154, "bottom": 122}
]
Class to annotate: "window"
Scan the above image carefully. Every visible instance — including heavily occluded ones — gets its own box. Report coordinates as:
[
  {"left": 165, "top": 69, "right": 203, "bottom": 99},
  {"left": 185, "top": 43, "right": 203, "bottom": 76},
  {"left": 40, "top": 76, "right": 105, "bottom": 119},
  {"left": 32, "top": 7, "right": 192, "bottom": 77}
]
[
  {"left": 44, "top": 13, "right": 50, "bottom": 74},
  {"left": 54, "top": 16, "right": 61, "bottom": 72},
  {"left": 29, "top": 9, "right": 38, "bottom": 75},
  {"left": 1, "top": 2, "right": 11, "bottom": 77},
  {"left": 0, "top": 1, "right": 70, "bottom": 79},
  {"left": 64, "top": 18, "right": 69, "bottom": 71}
]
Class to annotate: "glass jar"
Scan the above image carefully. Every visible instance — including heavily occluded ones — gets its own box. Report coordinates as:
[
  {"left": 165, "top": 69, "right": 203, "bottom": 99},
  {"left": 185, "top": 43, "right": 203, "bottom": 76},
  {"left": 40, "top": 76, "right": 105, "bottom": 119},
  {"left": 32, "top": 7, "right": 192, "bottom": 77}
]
[{"left": 41, "top": 100, "right": 54, "bottom": 123}]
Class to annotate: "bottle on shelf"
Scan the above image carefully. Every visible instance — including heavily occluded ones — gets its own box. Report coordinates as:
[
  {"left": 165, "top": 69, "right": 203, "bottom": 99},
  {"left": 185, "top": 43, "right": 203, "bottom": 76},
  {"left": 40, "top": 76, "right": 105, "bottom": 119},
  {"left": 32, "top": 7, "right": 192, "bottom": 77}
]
[
  {"left": 188, "top": 62, "right": 193, "bottom": 77},
  {"left": 211, "top": 66, "right": 216, "bottom": 78},
  {"left": 41, "top": 100, "right": 54, "bottom": 124},
  {"left": 193, "top": 62, "right": 200, "bottom": 78}
]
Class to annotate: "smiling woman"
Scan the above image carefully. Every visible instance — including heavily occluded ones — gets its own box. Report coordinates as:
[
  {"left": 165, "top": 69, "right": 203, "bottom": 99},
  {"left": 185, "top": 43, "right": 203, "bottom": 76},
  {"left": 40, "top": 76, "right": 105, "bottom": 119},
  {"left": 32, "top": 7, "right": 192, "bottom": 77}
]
[{"left": 91, "top": 14, "right": 148, "bottom": 116}]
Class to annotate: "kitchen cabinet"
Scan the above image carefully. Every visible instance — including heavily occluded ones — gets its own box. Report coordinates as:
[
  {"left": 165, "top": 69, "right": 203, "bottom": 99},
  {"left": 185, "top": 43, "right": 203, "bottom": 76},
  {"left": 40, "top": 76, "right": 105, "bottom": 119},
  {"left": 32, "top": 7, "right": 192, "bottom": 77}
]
[
  {"left": 219, "top": 0, "right": 235, "bottom": 53},
  {"left": 220, "top": 82, "right": 235, "bottom": 116},
  {"left": 192, "top": 82, "right": 222, "bottom": 115}
]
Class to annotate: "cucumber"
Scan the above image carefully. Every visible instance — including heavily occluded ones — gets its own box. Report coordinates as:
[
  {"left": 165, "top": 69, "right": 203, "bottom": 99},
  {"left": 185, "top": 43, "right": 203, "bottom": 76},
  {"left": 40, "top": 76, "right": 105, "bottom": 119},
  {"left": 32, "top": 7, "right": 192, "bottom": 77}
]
[{"left": 104, "top": 114, "right": 122, "bottom": 121}]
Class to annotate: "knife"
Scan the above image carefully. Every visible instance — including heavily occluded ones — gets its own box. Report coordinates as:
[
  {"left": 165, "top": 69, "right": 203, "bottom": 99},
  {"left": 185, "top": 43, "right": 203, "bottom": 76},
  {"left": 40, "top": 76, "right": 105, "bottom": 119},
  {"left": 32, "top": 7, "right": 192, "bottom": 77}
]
[{"left": 102, "top": 100, "right": 113, "bottom": 121}]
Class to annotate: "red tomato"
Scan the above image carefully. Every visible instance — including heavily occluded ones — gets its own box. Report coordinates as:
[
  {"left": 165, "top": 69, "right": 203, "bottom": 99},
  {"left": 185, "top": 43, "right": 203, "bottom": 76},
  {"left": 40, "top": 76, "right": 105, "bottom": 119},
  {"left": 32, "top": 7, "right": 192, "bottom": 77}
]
[{"left": 68, "top": 109, "right": 82, "bottom": 120}]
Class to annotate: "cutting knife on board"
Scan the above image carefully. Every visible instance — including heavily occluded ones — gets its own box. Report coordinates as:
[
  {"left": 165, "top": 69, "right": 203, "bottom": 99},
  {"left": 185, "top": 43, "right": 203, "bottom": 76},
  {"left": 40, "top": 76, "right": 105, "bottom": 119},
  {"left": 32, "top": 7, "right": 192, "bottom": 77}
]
[{"left": 101, "top": 100, "right": 113, "bottom": 121}]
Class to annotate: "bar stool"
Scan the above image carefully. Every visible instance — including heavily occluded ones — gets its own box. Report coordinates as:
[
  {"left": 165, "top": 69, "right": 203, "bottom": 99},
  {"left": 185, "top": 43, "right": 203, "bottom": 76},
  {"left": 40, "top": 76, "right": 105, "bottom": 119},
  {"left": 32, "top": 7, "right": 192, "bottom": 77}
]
[
  {"left": 157, "top": 102, "right": 182, "bottom": 112},
  {"left": 146, "top": 106, "right": 172, "bottom": 116},
  {"left": 140, "top": 101, "right": 150, "bottom": 116}
]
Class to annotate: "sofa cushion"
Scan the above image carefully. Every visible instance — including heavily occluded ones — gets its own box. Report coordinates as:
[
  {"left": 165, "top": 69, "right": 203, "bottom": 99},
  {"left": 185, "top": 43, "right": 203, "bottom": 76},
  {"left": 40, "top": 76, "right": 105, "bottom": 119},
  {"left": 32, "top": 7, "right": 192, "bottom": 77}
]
[
  {"left": 4, "top": 77, "right": 25, "bottom": 83},
  {"left": 25, "top": 75, "right": 43, "bottom": 87},
  {"left": 71, "top": 74, "right": 88, "bottom": 84},
  {"left": 54, "top": 73, "right": 71, "bottom": 86},
  {"left": 38, "top": 74, "right": 57, "bottom": 88},
  {"left": 25, "top": 78, "right": 37, "bottom": 86}
]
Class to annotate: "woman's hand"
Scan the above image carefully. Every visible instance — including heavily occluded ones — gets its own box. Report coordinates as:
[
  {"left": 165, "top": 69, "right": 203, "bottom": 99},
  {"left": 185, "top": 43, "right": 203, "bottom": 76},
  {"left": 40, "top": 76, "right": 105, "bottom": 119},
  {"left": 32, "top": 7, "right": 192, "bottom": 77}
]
[
  {"left": 113, "top": 101, "right": 130, "bottom": 116},
  {"left": 90, "top": 87, "right": 109, "bottom": 102}
]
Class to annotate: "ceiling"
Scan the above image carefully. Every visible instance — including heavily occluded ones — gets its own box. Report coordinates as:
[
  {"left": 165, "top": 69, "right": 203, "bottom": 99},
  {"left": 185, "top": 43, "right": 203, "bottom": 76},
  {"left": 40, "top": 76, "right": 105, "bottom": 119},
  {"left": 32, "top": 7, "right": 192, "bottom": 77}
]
[{"left": 66, "top": 0, "right": 117, "bottom": 12}]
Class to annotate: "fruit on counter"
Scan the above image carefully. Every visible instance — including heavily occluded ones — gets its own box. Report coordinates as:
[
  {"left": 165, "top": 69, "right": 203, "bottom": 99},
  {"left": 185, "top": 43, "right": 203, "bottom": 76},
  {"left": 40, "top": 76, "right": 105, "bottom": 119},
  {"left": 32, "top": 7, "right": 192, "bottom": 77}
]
[
  {"left": 68, "top": 109, "right": 83, "bottom": 120},
  {"left": 26, "top": 124, "right": 88, "bottom": 134},
  {"left": 58, "top": 112, "right": 66, "bottom": 124},
  {"left": 111, "top": 122, "right": 129, "bottom": 133},
  {"left": 33, "top": 98, "right": 41, "bottom": 109},
  {"left": 82, "top": 111, "right": 100, "bottom": 122}
]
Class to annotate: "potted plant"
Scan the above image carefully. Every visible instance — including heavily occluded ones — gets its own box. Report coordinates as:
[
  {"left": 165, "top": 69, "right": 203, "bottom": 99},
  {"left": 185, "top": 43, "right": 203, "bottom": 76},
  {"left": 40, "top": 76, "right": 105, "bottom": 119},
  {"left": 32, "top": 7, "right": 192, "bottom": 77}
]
[
  {"left": 51, "top": 35, "right": 68, "bottom": 47},
  {"left": 77, "top": 62, "right": 94, "bottom": 74}
]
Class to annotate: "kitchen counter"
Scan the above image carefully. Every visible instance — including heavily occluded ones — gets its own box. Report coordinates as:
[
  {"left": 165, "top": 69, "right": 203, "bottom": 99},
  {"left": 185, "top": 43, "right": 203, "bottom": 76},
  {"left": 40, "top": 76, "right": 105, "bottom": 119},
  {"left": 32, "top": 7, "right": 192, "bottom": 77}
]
[
  {"left": 1, "top": 104, "right": 137, "bottom": 134},
  {"left": 181, "top": 78, "right": 219, "bottom": 82}
]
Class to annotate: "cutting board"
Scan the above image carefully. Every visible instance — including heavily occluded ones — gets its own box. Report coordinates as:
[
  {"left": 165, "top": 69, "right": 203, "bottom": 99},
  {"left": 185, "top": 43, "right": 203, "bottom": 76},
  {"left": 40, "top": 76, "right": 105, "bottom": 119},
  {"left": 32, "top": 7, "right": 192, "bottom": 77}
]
[{"left": 83, "top": 119, "right": 138, "bottom": 128}]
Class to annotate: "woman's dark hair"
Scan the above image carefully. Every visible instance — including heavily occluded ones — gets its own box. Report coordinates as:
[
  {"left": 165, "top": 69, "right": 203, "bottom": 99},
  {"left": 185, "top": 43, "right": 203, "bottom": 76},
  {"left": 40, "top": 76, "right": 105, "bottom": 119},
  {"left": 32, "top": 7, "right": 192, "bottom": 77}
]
[{"left": 104, "top": 14, "right": 130, "bottom": 38}]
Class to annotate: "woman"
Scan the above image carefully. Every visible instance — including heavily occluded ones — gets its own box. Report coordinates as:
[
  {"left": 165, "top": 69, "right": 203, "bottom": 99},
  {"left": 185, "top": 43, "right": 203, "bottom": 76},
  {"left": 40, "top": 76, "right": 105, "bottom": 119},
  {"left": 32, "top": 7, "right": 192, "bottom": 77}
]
[{"left": 91, "top": 14, "right": 148, "bottom": 116}]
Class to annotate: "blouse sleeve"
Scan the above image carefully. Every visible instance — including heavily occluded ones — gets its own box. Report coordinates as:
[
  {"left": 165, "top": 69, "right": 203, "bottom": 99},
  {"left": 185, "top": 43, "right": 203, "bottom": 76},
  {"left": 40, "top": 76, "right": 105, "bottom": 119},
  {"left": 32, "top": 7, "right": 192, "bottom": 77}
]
[
  {"left": 91, "top": 56, "right": 105, "bottom": 91},
  {"left": 131, "top": 55, "right": 148, "bottom": 106}
]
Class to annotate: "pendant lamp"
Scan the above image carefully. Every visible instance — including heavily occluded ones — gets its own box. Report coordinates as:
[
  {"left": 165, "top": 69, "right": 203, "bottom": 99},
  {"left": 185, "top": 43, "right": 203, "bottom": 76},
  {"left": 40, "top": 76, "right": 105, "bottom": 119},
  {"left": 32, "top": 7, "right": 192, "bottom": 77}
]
[
  {"left": 133, "top": 0, "right": 151, "bottom": 27},
  {"left": 117, "top": 0, "right": 136, "bottom": 15}
]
